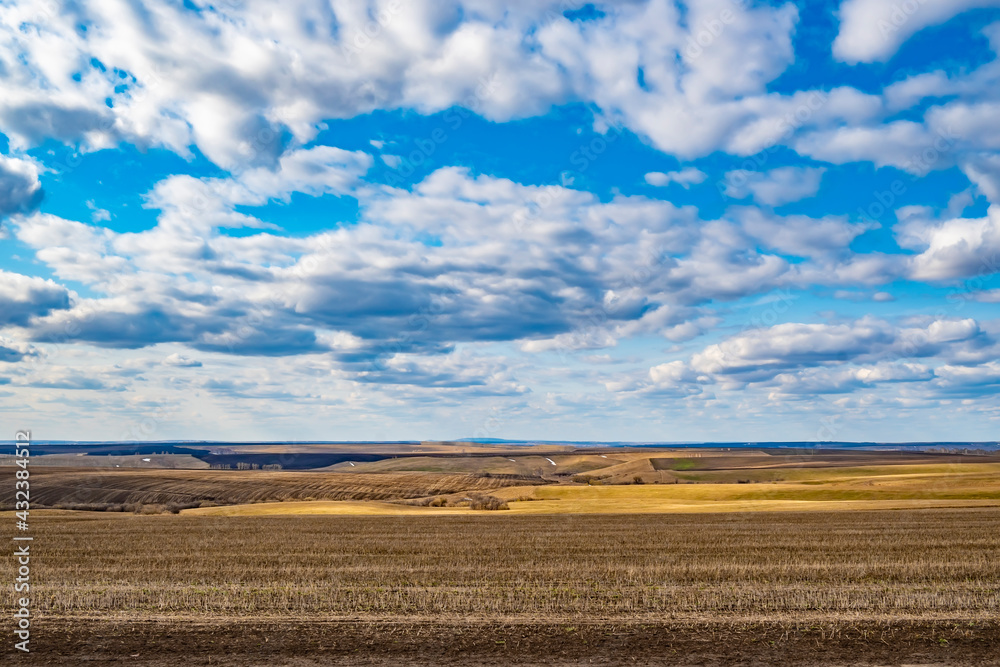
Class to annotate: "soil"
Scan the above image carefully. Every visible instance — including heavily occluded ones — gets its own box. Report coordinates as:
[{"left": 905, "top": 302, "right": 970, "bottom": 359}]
[{"left": 5, "top": 619, "right": 999, "bottom": 665}]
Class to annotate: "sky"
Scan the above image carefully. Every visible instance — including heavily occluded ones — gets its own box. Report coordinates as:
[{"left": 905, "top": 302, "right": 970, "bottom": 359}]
[{"left": 1, "top": 0, "right": 1000, "bottom": 443}]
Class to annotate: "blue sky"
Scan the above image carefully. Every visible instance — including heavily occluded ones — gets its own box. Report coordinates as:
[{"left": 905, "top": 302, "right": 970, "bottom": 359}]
[{"left": 2, "top": 0, "right": 1000, "bottom": 442}]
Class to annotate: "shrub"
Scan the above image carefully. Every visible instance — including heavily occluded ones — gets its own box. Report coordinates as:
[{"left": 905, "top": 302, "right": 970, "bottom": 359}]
[{"left": 468, "top": 494, "right": 509, "bottom": 511}]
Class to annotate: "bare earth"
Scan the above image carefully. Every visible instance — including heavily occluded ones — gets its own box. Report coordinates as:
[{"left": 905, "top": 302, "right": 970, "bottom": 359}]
[{"left": 6, "top": 619, "right": 1000, "bottom": 666}]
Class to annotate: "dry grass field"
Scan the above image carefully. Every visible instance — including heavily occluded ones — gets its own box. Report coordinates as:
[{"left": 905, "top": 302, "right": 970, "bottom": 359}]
[
  {"left": 482, "top": 462, "right": 1000, "bottom": 513},
  {"left": 215, "top": 441, "right": 577, "bottom": 455},
  {"left": 320, "top": 452, "right": 625, "bottom": 475},
  {"left": 5, "top": 445, "right": 1000, "bottom": 664},
  {"left": 3, "top": 467, "right": 529, "bottom": 511},
  {"left": 12, "top": 509, "right": 999, "bottom": 620},
  {"left": 8, "top": 447, "right": 999, "bottom": 515},
  {"left": 4, "top": 508, "right": 1000, "bottom": 664}
]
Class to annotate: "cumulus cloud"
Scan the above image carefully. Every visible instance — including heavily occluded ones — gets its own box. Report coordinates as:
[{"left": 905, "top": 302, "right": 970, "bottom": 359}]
[
  {"left": 736, "top": 208, "right": 872, "bottom": 258},
  {"left": 0, "top": 0, "right": 883, "bottom": 168},
  {"left": 970, "top": 288, "right": 1000, "bottom": 302},
  {"left": 16, "top": 158, "right": 915, "bottom": 376},
  {"left": 897, "top": 205, "right": 1000, "bottom": 281},
  {"left": 0, "top": 0, "right": 991, "bottom": 177},
  {"left": 689, "top": 318, "right": 897, "bottom": 381},
  {"left": 0, "top": 336, "right": 41, "bottom": 364},
  {"left": 19, "top": 372, "right": 124, "bottom": 391},
  {"left": 0, "top": 155, "right": 43, "bottom": 217},
  {"left": 833, "top": 0, "right": 1000, "bottom": 64},
  {"left": 793, "top": 121, "right": 942, "bottom": 172},
  {"left": 624, "top": 316, "right": 998, "bottom": 400},
  {"left": 4, "top": 0, "right": 1000, "bottom": 435},
  {"left": 797, "top": 23, "right": 1000, "bottom": 176},
  {"left": 961, "top": 153, "right": 1000, "bottom": 203},
  {"left": 0, "top": 270, "right": 72, "bottom": 326},
  {"left": 644, "top": 168, "right": 707, "bottom": 188},
  {"left": 722, "top": 166, "right": 826, "bottom": 206},
  {"left": 0, "top": 0, "right": 565, "bottom": 167},
  {"left": 933, "top": 361, "right": 1000, "bottom": 396},
  {"left": 163, "top": 353, "right": 202, "bottom": 368}
]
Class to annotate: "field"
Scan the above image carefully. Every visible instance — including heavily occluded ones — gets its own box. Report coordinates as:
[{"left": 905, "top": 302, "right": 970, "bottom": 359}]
[
  {"left": 3, "top": 443, "right": 1000, "bottom": 664},
  {"left": 10, "top": 447, "right": 1000, "bottom": 515},
  {"left": 0, "top": 453, "right": 209, "bottom": 469},
  {"left": 9, "top": 468, "right": 530, "bottom": 511},
  {"left": 4, "top": 509, "right": 1000, "bottom": 665},
  {"left": 18, "top": 509, "right": 1000, "bottom": 619}
]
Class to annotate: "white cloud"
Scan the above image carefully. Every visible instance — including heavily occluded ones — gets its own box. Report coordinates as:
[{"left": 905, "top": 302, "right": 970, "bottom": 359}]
[
  {"left": 0, "top": 0, "right": 879, "bottom": 168},
  {"left": 736, "top": 208, "right": 872, "bottom": 258},
  {"left": 4, "top": 0, "right": 1000, "bottom": 436},
  {"left": 0, "top": 155, "right": 43, "bottom": 217},
  {"left": 898, "top": 205, "right": 1000, "bottom": 281},
  {"left": 644, "top": 167, "right": 706, "bottom": 188},
  {"left": 690, "top": 318, "right": 896, "bottom": 379},
  {"left": 623, "top": 316, "right": 1000, "bottom": 402},
  {"left": 961, "top": 153, "right": 1000, "bottom": 203},
  {"left": 0, "top": 0, "right": 569, "bottom": 167},
  {"left": 833, "top": 0, "right": 1000, "bottom": 64},
  {"left": 723, "top": 166, "right": 826, "bottom": 206},
  {"left": 0, "top": 0, "right": 992, "bottom": 180},
  {"left": 970, "top": 288, "right": 1000, "bottom": 302},
  {"left": 13, "top": 160, "right": 922, "bottom": 373},
  {"left": 163, "top": 353, "right": 202, "bottom": 368},
  {"left": 797, "top": 24, "right": 1000, "bottom": 176},
  {"left": 794, "top": 121, "right": 938, "bottom": 172},
  {"left": 0, "top": 269, "right": 72, "bottom": 326}
]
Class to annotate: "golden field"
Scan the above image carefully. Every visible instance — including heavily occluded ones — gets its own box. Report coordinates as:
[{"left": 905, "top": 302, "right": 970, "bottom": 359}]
[{"left": 4, "top": 447, "right": 1000, "bottom": 515}]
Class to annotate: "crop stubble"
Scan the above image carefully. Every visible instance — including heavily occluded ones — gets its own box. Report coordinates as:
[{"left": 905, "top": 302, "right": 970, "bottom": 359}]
[{"left": 15, "top": 508, "right": 1000, "bottom": 620}]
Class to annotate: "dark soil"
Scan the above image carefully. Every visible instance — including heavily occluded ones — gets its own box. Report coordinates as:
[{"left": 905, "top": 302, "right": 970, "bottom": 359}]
[{"left": 6, "top": 619, "right": 999, "bottom": 665}]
